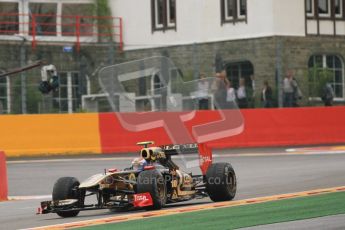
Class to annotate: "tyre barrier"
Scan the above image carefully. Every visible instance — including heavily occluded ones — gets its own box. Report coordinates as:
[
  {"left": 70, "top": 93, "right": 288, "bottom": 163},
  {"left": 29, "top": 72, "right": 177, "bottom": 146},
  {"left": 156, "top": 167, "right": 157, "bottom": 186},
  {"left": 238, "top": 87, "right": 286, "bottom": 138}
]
[{"left": 0, "top": 151, "right": 8, "bottom": 201}]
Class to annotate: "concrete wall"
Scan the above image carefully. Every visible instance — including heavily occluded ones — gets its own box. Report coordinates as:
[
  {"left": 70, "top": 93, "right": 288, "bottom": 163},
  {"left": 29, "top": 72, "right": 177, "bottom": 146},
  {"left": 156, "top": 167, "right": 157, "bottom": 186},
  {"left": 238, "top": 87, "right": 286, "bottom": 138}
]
[
  {"left": 1, "top": 107, "right": 345, "bottom": 157},
  {"left": 0, "top": 113, "right": 101, "bottom": 156}
]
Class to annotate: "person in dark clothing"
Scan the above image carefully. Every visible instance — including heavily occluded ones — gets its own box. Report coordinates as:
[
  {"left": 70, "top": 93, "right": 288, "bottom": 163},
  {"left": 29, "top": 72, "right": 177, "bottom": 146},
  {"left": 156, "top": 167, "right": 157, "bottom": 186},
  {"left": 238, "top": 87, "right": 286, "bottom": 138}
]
[
  {"left": 261, "top": 81, "right": 273, "bottom": 108},
  {"left": 321, "top": 83, "right": 334, "bottom": 106},
  {"left": 292, "top": 77, "right": 302, "bottom": 107}
]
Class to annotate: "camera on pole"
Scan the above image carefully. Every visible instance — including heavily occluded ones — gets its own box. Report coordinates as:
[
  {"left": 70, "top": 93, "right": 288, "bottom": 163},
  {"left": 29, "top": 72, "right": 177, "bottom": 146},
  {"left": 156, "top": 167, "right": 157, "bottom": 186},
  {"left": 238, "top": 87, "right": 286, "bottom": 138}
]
[
  {"left": 38, "top": 64, "right": 59, "bottom": 94},
  {"left": 0, "top": 61, "right": 59, "bottom": 95}
]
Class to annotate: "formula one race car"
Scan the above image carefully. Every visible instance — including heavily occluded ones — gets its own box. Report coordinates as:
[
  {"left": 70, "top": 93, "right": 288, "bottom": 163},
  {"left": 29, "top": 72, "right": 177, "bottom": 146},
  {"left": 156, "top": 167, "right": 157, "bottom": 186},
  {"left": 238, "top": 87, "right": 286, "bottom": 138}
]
[{"left": 38, "top": 142, "right": 236, "bottom": 217}]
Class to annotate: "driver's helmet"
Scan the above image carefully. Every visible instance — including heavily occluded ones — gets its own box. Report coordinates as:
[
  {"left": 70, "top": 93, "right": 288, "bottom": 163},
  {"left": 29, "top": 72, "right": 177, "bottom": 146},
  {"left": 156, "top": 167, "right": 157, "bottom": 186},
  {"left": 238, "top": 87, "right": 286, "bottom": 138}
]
[{"left": 131, "top": 157, "right": 147, "bottom": 170}]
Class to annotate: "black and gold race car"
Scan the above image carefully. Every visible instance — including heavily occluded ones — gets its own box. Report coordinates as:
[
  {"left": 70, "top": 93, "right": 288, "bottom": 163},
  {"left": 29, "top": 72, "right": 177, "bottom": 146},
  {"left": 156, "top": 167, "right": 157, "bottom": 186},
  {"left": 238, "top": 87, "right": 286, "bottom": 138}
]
[{"left": 38, "top": 141, "right": 236, "bottom": 217}]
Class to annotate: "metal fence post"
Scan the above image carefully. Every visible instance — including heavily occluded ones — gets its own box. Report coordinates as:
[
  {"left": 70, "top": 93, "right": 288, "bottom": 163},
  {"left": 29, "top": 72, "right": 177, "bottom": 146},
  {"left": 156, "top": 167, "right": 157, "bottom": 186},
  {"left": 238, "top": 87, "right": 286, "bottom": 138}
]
[
  {"left": 20, "top": 39, "right": 27, "bottom": 114},
  {"left": 276, "top": 39, "right": 283, "bottom": 108}
]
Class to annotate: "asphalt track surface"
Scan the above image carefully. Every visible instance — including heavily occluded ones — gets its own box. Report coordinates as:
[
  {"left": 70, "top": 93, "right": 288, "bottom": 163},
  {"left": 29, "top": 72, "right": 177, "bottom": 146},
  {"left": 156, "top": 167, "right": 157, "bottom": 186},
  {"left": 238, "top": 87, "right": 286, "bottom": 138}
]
[{"left": 1, "top": 148, "right": 345, "bottom": 230}]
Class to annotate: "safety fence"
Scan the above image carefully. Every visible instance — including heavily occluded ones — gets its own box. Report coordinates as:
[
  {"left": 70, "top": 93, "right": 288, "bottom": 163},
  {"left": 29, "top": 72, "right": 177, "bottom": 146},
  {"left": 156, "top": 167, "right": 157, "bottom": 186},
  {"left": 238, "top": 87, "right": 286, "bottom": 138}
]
[
  {"left": 0, "top": 34, "right": 344, "bottom": 115},
  {"left": 0, "top": 106, "right": 344, "bottom": 157}
]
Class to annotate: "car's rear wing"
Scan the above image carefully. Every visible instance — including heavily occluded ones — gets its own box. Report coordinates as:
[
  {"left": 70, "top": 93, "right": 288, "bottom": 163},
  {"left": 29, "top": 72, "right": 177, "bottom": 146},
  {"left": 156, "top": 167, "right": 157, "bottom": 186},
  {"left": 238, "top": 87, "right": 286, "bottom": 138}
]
[
  {"left": 161, "top": 143, "right": 199, "bottom": 156},
  {"left": 161, "top": 143, "right": 212, "bottom": 175}
]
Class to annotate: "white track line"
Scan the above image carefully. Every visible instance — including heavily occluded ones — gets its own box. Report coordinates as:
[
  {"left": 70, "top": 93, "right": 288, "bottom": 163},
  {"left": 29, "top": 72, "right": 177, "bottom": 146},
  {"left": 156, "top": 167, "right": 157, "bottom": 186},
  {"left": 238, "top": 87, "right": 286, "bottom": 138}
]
[
  {"left": 7, "top": 155, "right": 205, "bottom": 164},
  {"left": 219, "top": 151, "right": 345, "bottom": 157},
  {"left": 7, "top": 149, "right": 345, "bottom": 164},
  {"left": 7, "top": 157, "right": 134, "bottom": 164},
  {"left": 8, "top": 195, "right": 51, "bottom": 201}
]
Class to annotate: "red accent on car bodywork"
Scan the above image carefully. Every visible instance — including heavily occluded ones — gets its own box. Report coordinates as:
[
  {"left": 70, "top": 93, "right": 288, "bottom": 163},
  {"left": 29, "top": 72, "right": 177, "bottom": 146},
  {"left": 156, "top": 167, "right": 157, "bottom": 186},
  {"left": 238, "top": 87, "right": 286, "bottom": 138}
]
[
  {"left": 108, "top": 168, "right": 118, "bottom": 173},
  {"left": 144, "top": 165, "right": 155, "bottom": 170},
  {"left": 198, "top": 143, "right": 213, "bottom": 175},
  {"left": 36, "top": 207, "right": 42, "bottom": 215},
  {"left": 133, "top": 193, "right": 153, "bottom": 207}
]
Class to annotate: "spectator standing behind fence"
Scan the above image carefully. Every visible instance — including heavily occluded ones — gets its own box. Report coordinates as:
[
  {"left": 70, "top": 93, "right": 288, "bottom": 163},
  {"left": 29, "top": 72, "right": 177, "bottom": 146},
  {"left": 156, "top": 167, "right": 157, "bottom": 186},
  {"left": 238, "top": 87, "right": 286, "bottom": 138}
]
[
  {"left": 248, "top": 75, "right": 256, "bottom": 108},
  {"left": 292, "top": 77, "right": 303, "bottom": 107},
  {"left": 283, "top": 70, "right": 295, "bottom": 107},
  {"left": 212, "top": 70, "right": 229, "bottom": 109},
  {"left": 237, "top": 78, "right": 248, "bottom": 108},
  {"left": 226, "top": 80, "right": 236, "bottom": 108},
  {"left": 321, "top": 82, "right": 334, "bottom": 106},
  {"left": 261, "top": 80, "right": 273, "bottom": 108},
  {"left": 197, "top": 73, "right": 210, "bottom": 110}
]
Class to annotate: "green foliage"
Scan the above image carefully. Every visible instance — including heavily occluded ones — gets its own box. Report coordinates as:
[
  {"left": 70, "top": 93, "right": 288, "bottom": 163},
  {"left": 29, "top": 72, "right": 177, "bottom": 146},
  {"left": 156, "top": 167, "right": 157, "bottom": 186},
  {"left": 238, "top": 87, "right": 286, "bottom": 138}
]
[
  {"left": 183, "top": 70, "right": 195, "bottom": 82},
  {"left": 95, "top": 0, "right": 114, "bottom": 42},
  {"left": 75, "top": 108, "right": 88, "bottom": 113},
  {"left": 308, "top": 67, "right": 333, "bottom": 98},
  {"left": 11, "top": 78, "right": 22, "bottom": 114},
  {"left": 27, "top": 85, "right": 42, "bottom": 114}
]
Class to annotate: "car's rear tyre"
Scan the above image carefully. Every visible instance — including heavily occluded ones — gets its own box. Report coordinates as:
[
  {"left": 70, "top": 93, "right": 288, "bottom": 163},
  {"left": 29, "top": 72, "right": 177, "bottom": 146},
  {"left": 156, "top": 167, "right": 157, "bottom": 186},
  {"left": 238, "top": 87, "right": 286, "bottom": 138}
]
[
  {"left": 52, "top": 177, "right": 80, "bottom": 218},
  {"left": 206, "top": 162, "right": 236, "bottom": 202},
  {"left": 137, "top": 170, "right": 167, "bottom": 210}
]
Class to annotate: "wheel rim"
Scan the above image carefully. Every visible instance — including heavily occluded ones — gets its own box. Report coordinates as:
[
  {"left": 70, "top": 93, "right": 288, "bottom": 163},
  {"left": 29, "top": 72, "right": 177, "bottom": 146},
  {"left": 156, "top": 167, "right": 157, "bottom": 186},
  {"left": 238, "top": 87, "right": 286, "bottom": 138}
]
[
  {"left": 157, "top": 180, "right": 166, "bottom": 202},
  {"left": 226, "top": 172, "right": 236, "bottom": 194}
]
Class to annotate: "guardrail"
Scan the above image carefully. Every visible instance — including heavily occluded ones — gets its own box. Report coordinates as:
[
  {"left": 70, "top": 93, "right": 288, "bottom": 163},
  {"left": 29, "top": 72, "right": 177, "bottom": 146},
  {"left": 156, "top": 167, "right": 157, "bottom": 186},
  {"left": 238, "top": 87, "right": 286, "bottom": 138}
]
[{"left": 0, "top": 13, "right": 123, "bottom": 52}]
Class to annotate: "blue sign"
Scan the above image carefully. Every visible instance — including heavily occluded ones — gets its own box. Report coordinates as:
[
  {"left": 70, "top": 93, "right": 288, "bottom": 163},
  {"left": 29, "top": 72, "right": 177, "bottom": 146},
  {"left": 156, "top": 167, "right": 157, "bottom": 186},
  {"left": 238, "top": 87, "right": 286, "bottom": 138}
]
[{"left": 63, "top": 46, "right": 73, "bottom": 53}]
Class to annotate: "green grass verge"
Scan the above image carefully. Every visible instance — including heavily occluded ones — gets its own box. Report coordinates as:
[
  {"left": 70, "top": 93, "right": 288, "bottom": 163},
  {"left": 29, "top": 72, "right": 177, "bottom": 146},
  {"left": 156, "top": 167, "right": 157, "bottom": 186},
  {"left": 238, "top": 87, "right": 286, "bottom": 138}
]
[{"left": 79, "top": 192, "right": 345, "bottom": 230}]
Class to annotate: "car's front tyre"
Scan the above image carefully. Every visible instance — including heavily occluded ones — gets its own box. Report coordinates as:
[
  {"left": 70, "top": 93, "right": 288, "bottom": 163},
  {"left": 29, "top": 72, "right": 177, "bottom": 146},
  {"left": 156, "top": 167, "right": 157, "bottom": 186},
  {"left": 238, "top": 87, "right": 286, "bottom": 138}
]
[
  {"left": 137, "top": 170, "right": 167, "bottom": 210},
  {"left": 52, "top": 177, "right": 80, "bottom": 217}
]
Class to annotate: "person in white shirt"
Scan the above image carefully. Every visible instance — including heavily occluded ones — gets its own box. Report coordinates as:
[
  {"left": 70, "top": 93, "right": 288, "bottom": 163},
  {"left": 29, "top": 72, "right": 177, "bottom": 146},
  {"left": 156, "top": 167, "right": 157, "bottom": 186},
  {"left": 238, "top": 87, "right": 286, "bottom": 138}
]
[
  {"left": 283, "top": 70, "right": 296, "bottom": 107},
  {"left": 197, "top": 73, "right": 210, "bottom": 110},
  {"left": 226, "top": 81, "right": 237, "bottom": 109},
  {"left": 236, "top": 78, "right": 248, "bottom": 108}
]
